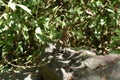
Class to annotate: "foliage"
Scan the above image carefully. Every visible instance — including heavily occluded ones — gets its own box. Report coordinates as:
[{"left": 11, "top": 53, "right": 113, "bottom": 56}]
[{"left": 0, "top": 0, "right": 120, "bottom": 72}]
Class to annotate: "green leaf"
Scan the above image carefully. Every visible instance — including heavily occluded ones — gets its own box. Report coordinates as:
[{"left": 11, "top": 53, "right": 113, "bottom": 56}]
[
  {"left": 35, "top": 27, "right": 42, "bottom": 34},
  {"left": 8, "top": 2, "right": 16, "bottom": 11},
  {"left": 16, "top": 4, "right": 31, "bottom": 15},
  {"left": 0, "top": 13, "right": 9, "bottom": 19},
  {"left": 106, "top": 8, "right": 114, "bottom": 13}
]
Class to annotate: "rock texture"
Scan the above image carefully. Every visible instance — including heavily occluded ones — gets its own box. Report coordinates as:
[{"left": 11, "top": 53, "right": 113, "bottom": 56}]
[
  {"left": 74, "top": 60, "right": 120, "bottom": 80},
  {"left": 0, "top": 52, "right": 120, "bottom": 80}
]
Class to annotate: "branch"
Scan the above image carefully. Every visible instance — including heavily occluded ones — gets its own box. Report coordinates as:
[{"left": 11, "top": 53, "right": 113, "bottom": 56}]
[{"left": 3, "top": 56, "right": 50, "bottom": 69}]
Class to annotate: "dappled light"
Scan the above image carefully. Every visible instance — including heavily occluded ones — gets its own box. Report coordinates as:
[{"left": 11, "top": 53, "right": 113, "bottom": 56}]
[{"left": 0, "top": 0, "right": 120, "bottom": 80}]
